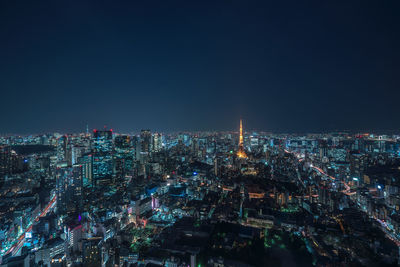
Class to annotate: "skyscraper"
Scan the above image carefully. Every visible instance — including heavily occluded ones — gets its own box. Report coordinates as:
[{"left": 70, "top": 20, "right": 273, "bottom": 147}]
[
  {"left": 78, "top": 153, "right": 93, "bottom": 187},
  {"left": 92, "top": 129, "right": 113, "bottom": 185},
  {"left": 237, "top": 119, "right": 247, "bottom": 158},
  {"left": 92, "top": 129, "right": 113, "bottom": 153},
  {"left": 152, "top": 133, "right": 162, "bottom": 152},
  {"left": 139, "top": 130, "right": 151, "bottom": 164},
  {"left": 140, "top": 130, "right": 151, "bottom": 154},
  {"left": 56, "top": 164, "right": 83, "bottom": 215},
  {"left": 115, "top": 135, "right": 134, "bottom": 179}
]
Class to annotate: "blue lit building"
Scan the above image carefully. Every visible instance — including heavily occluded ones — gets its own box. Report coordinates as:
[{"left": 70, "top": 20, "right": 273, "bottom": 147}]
[
  {"left": 114, "top": 135, "right": 134, "bottom": 180},
  {"left": 92, "top": 129, "right": 114, "bottom": 185},
  {"left": 78, "top": 153, "right": 93, "bottom": 187}
]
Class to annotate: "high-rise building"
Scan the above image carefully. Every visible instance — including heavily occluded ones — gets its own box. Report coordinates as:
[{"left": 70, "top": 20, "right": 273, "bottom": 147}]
[
  {"left": 115, "top": 135, "right": 134, "bottom": 179},
  {"left": 214, "top": 157, "right": 220, "bottom": 177},
  {"left": 152, "top": 133, "right": 162, "bottom": 152},
  {"left": 191, "top": 136, "right": 200, "bottom": 159},
  {"left": 131, "top": 136, "right": 141, "bottom": 161},
  {"left": 63, "top": 135, "right": 73, "bottom": 166},
  {"left": 78, "top": 153, "right": 93, "bottom": 187},
  {"left": 56, "top": 136, "right": 67, "bottom": 162},
  {"left": 115, "top": 135, "right": 130, "bottom": 150},
  {"left": 140, "top": 130, "right": 151, "bottom": 153},
  {"left": 92, "top": 153, "right": 113, "bottom": 185},
  {"left": 56, "top": 164, "right": 83, "bottom": 215},
  {"left": 93, "top": 129, "right": 113, "bottom": 153},
  {"left": 319, "top": 139, "right": 328, "bottom": 161},
  {"left": 92, "top": 129, "right": 113, "bottom": 185},
  {"left": 139, "top": 130, "right": 151, "bottom": 164}
]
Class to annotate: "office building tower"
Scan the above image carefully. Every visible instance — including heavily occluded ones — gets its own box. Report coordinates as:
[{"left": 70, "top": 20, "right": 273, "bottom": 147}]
[
  {"left": 115, "top": 135, "right": 134, "bottom": 179},
  {"left": 214, "top": 157, "right": 220, "bottom": 177},
  {"left": 78, "top": 153, "right": 93, "bottom": 187},
  {"left": 93, "top": 129, "right": 113, "bottom": 153},
  {"left": 131, "top": 136, "right": 141, "bottom": 161},
  {"left": 92, "top": 129, "right": 114, "bottom": 185},
  {"left": 56, "top": 164, "right": 83, "bottom": 215},
  {"left": 319, "top": 139, "right": 328, "bottom": 161},
  {"left": 140, "top": 130, "right": 151, "bottom": 153},
  {"left": 152, "top": 133, "right": 162, "bottom": 152}
]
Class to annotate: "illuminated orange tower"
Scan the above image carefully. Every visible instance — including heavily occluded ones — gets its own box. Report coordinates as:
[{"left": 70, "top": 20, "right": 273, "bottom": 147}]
[{"left": 237, "top": 119, "right": 247, "bottom": 158}]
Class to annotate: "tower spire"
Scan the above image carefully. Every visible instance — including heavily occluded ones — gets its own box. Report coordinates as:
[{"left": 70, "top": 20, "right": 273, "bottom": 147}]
[{"left": 237, "top": 119, "right": 247, "bottom": 158}]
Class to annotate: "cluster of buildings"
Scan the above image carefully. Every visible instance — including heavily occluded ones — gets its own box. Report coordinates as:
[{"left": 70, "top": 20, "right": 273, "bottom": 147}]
[{"left": 1, "top": 122, "right": 400, "bottom": 266}]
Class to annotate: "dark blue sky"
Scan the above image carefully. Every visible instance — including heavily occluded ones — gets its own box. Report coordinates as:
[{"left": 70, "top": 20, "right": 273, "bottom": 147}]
[{"left": 1, "top": 0, "right": 399, "bottom": 134}]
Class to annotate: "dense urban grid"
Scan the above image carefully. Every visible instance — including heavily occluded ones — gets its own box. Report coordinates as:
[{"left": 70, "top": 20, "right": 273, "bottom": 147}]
[{"left": 1, "top": 120, "right": 400, "bottom": 266}]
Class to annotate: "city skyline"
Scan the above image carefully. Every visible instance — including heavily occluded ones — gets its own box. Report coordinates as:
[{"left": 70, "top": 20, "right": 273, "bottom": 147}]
[
  {"left": 2, "top": 122, "right": 400, "bottom": 266},
  {"left": 3, "top": 122, "right": 399, "bottom": 136}
]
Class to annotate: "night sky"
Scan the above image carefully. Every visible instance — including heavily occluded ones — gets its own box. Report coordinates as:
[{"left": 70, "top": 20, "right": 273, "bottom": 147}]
[{"left": 1, "top": 1, "right": 400, "bottom": 134}]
